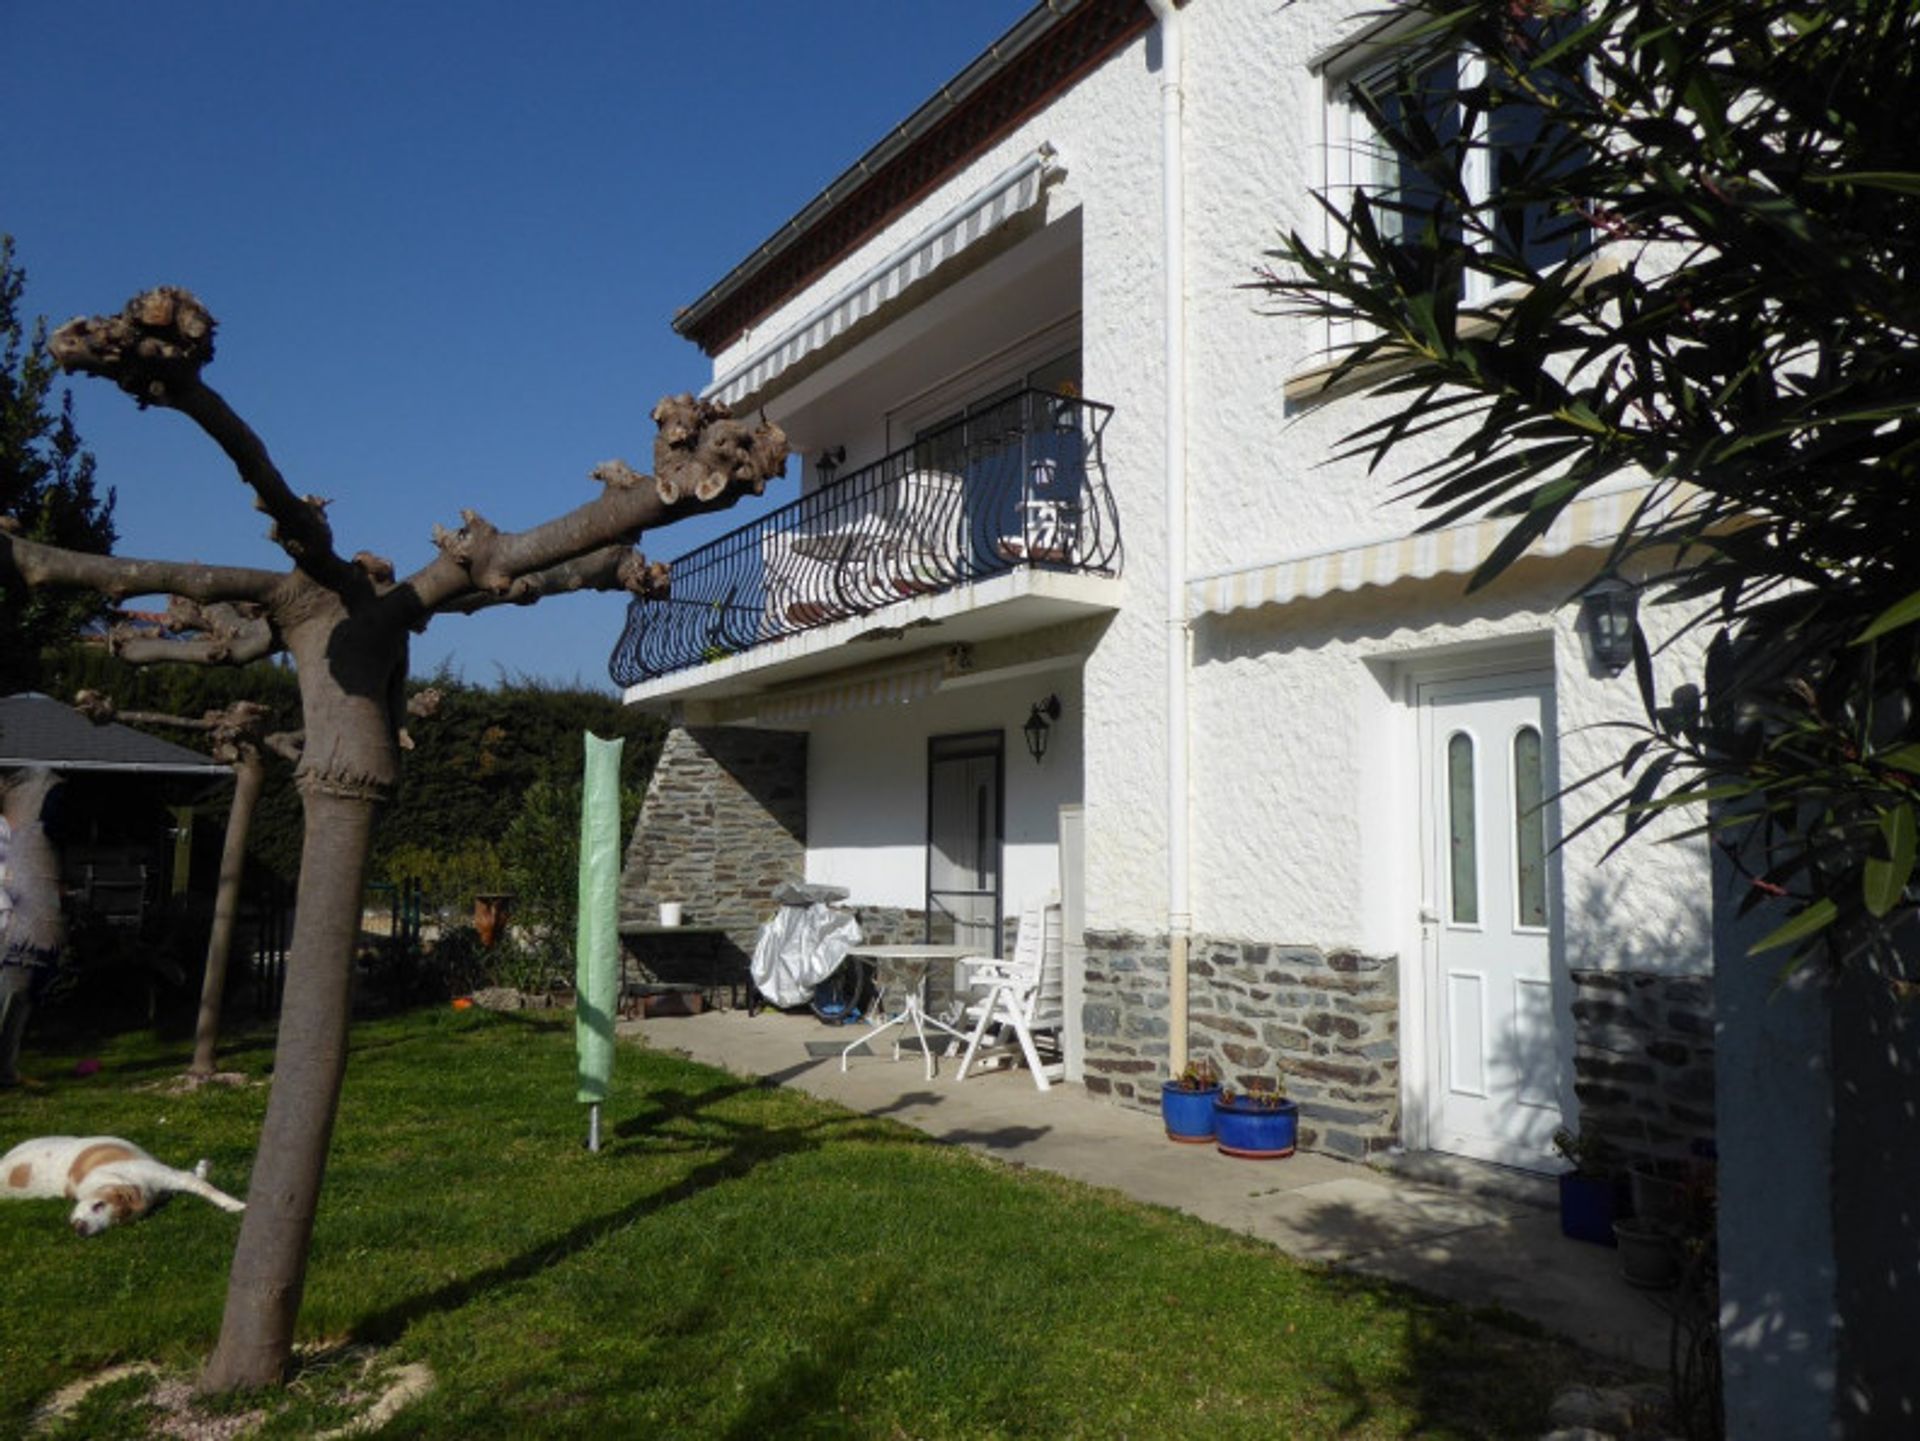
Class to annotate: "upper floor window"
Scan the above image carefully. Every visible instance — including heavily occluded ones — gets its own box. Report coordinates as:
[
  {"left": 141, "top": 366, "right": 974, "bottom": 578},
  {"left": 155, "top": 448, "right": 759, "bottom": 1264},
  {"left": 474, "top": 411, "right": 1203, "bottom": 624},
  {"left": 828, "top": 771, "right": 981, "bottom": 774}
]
[{"left": 1324, "top": 14, "right": 1586, "bottom": 305}]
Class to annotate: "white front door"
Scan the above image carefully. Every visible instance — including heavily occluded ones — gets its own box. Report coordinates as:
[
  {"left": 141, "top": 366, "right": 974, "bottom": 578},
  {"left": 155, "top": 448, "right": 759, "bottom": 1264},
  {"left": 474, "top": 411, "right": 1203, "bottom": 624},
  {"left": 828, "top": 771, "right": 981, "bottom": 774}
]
[{"left": 1418, "top": 673, "right": 1565, "bottom": 1170}]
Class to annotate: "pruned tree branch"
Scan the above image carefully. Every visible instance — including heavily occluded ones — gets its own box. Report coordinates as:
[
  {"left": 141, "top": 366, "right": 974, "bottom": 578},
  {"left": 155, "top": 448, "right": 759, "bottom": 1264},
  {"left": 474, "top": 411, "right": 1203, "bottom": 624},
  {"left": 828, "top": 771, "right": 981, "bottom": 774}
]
[
  {"left": 400, "top": 396, "right": 785, "bottom": 615},
  {"left": 430, "top": 546, "right": 672, "bottom": 616},
  {"left": 108, "top": 630, "right": 277, "bottom": 667},
  {"left": 49, "top": 288, "right": 353, "bottom": 590},
  {"left": 74, "top": 692, "right": 290, "bottom": 764},
  {"left": 45, "top": 286, "right": 214, "bottom": 404},
  {"left": 0, "top": 526, "right": 282, "bottom": 607},
  {"left": 264, "top": 731, "right": 305, "bottom": 765},
  {"left": 33, "top": 292, "right": 788, "bottom": 652},
  {"left": 97, "top": 597, "right": 280, "bottom": 668}
]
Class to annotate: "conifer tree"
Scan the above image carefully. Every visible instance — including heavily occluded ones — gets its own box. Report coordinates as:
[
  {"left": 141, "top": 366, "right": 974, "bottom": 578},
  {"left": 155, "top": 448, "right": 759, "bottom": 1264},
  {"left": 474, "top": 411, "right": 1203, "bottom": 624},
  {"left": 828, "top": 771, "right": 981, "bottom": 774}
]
[{"left": 0, "top": 237, "right": 115, "bottom": 691}]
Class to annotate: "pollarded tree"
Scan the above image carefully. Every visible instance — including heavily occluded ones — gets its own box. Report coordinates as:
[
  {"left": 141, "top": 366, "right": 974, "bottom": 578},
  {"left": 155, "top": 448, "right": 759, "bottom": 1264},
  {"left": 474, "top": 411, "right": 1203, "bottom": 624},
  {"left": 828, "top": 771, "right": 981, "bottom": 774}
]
[
  {"left": 1263, "top": 0, "right": 1920, "bottom": 970},
  {"left": 0, "top": 286, "right": 787, "bottom": 1391},
  {"left": 0, "top": 236, "right": 116, "bottom": 690}
]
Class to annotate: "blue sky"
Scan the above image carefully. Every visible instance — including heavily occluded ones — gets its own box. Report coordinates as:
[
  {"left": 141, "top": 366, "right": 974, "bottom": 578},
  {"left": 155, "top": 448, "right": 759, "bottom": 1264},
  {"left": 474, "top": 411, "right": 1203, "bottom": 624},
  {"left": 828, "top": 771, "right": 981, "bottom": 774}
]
[{"left": 2, "top": 1, "right": 1033, "bottom": 690}]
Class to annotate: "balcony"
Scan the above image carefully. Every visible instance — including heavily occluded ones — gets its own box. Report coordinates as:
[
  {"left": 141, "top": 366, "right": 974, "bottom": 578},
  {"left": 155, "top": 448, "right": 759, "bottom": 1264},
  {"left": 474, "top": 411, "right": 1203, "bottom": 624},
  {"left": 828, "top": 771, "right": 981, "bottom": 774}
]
[{"left": 610, "top": 390, "right": 1119, "bottom": 688}]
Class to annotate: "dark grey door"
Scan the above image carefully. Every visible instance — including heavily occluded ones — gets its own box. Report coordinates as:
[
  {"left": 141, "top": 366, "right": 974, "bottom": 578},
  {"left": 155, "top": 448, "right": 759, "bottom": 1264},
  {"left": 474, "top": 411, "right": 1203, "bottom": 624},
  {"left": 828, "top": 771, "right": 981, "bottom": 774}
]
[{"left": 926, "top": 732, "right": 1002, "bottom": 952}]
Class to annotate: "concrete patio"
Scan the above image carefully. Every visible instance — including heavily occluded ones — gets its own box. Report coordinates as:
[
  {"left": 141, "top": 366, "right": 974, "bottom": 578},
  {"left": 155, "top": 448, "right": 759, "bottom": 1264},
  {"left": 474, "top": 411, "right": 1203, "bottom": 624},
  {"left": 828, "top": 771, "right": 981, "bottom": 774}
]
[{"left": 617, "top": 1005, "right": 1679, "bottom": 1370}]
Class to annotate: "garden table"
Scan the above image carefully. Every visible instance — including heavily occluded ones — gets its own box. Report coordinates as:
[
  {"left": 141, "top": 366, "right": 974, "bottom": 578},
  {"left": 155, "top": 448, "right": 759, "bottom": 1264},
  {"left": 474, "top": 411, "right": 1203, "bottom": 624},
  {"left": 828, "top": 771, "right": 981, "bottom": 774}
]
[
  {"left": 838, "top": 943, "right": 977, "bottom": 1080},
  {"left": 618, "top": 923, "right": 733, "bottom": 1010}
]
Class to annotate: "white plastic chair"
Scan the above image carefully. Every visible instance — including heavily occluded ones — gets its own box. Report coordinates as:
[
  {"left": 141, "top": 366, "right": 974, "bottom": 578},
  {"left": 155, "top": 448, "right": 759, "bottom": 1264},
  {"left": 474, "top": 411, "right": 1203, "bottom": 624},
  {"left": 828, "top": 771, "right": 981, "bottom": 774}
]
[{"left": 954, "top": 894, "right": 1065, "bottom": 1089}]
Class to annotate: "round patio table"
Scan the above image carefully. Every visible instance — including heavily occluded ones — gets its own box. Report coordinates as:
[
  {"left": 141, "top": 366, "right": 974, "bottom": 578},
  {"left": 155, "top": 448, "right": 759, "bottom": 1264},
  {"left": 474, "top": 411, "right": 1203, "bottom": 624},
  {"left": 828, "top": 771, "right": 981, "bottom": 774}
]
[{"left": 838, "top": 943, "right": 978, "bottom": 1080}]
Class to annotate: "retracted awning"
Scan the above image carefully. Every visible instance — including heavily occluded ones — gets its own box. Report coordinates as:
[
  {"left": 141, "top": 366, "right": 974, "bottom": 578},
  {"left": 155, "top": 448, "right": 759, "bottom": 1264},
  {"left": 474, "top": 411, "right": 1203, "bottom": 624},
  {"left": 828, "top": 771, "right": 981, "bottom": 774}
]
[
  {"left": 1188, "top": 483, "right": 1662, "bottom": 618},
  {"left": 703, "top": 146, "right": 1062, "bottom": 410},
  {"left": 751, "top": 657, "right": 950, "bottom": 726}
]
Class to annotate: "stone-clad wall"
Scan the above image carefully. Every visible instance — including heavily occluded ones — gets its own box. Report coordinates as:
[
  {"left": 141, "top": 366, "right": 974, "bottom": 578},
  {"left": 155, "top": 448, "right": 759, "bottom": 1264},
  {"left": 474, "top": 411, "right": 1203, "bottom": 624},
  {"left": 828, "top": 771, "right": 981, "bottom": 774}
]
[
  {"left": 1081, "top": 930, "right": 1400, "bottom": 1160},
  {"left": 1570, "top": 969, "right": 1715, "bottom": 1162},
  {"left": 619, "top": 726, "right": 807, "bottom": 998},
  {"left": 845, "top": 905, "right": 927, "bottom": 948},
  {"left": 844, "top": 905, "right": 997, "bottom": 1013}
]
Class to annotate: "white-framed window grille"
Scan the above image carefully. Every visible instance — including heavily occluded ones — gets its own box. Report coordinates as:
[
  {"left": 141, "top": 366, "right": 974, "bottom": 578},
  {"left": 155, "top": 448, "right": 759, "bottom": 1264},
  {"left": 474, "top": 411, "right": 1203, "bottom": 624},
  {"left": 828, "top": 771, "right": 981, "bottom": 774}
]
[{"left": 1320, "top": 13, "right": 1587, "bottom": 334}]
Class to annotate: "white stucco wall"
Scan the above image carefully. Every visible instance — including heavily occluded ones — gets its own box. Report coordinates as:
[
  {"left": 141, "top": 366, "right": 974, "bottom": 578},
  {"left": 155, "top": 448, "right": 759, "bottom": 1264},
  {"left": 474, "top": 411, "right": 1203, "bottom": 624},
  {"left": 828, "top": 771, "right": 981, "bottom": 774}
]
[
  {"left": 804, "top": 666, "right": 1084, "bottom": 924},
  {"left": 686, "top": 0, "right": 1714, "bottom": 974},
  {"left": 1191, "top": 553, "right": 1712, "bottom": 975},
  {"left": 697, "top": 19, "right": 1175, "bottom": 937}
]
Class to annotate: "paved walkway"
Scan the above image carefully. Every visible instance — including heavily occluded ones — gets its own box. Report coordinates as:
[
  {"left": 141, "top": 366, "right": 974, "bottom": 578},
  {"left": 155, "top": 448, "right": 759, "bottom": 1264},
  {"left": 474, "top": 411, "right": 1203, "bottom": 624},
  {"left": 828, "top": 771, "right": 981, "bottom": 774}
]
[{"left": 618, "top": 1006, "right": 1675, "bottom": 1369}]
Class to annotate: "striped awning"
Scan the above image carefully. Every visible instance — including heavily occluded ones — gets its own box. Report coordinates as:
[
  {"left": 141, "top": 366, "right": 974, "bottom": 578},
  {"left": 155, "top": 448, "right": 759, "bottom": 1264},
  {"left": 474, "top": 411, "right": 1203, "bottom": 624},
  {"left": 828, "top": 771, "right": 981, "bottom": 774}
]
[
  {"left": 704, "top": 146, "right": 1062, "bottom": 410},
  {"left": 751, "top": 658, "right": 950, "bottom": 726},
  {"left": 1189, "top": 484, "right": 1659, "bottom": 618}
]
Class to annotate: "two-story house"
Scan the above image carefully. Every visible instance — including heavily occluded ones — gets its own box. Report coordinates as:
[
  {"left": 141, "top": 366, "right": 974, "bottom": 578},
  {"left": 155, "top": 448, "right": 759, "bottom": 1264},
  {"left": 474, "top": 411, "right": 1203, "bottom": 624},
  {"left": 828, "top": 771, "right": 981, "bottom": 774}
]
[{"left": 611, "top": 0, "right": 1715, "bottom": 1174}]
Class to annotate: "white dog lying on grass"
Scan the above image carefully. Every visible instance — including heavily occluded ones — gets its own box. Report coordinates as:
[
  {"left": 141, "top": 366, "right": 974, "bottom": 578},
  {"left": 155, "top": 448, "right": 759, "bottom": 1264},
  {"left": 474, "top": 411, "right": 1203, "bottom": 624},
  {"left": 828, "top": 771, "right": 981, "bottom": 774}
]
[{"left": 1, "top": 1135, "right": 246, "bottom": 1235}]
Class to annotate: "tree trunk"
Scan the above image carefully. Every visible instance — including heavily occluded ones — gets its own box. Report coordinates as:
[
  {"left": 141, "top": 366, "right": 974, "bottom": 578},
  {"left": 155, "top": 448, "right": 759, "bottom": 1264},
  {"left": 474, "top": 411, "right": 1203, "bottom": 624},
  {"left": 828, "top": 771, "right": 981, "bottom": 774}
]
[
  {"left": 189, "top": 752, "right": 265, "bottom": 1078},
  {"left": 198, "top": 782, "right": 377, "bottom": 1390},
  {"left": 198, "top": 604, "right": 405, "bottom": 1394}
]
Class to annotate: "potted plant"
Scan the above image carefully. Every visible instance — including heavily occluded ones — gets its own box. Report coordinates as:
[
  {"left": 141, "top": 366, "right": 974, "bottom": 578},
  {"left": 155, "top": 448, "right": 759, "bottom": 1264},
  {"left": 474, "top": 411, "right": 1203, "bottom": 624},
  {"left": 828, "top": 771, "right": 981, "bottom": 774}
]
[
  {"left": 1160, "top": 1057, "right": 1222, "bottom": 1143},
  {"left": 472, "top": 892, "right": 514, "bottom": 949},
  {"left": 1628, "top": 1156, "right": 1689, "bottom": 1231},
  {"left": 1613, "top": 1215, "right": 1682, "bottom": 1288},
  {"left": 1552, "top": 1125, "right": 1624, "bottom": 1248},
  {"left": 1212, "top": 1076, "right": 1298, "bottom": 1159},
  {"left": 1616, "top": 1139, "right": 1716, "bottom": 1290}
]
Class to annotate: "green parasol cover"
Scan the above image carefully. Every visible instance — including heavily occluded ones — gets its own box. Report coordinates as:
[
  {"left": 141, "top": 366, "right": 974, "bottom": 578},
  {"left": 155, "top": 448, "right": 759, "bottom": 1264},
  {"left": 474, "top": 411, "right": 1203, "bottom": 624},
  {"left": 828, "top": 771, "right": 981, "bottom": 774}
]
[{"left": 575, "top": 732, "right": 623, "bottom": 1104}]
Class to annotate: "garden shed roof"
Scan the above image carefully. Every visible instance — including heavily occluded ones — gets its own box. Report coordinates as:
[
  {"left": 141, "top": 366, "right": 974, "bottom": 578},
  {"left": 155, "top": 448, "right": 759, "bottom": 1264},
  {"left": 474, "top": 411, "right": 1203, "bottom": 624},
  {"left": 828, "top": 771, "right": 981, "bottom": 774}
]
[{"left": 0, "top": 693, "right": 232, "bottom": 776}]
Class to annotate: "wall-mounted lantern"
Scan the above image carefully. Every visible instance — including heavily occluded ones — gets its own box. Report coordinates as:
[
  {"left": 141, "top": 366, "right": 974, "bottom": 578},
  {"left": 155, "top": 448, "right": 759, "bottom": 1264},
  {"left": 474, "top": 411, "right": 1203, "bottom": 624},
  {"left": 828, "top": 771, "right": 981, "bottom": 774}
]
[
  {"left": 1580, "top": 576, "right": 1641, "bottom": 675},
  {"left": 815, "top": 446, "right": 846, "bottom": 486},
  {"left": 1023, "top": 694, "right": 1062, "bottom": 764}
]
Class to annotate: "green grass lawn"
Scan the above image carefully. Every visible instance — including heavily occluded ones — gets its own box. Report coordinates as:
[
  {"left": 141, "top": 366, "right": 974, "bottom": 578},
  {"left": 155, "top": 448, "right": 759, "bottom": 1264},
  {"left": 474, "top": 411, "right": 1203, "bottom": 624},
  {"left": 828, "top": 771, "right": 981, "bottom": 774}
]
[{"left": 1, "top": 1009, "right": 1619, "bottom": 1438}]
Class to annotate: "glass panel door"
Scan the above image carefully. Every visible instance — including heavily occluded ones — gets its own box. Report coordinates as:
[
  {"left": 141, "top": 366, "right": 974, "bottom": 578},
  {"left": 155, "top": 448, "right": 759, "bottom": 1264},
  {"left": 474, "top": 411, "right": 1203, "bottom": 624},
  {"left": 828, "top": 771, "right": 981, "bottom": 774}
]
[{"left": 927, "top": 732, "right": 1003, "bottom": 952}]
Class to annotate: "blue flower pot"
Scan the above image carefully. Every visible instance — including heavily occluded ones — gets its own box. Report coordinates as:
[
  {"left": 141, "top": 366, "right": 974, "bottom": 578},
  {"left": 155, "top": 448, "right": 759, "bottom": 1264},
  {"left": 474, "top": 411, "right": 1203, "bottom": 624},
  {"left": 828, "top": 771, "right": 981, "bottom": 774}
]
[
  {"left": 1558, "top": 1171, "right": 1621, "bottom": 1247},
  {"left": 1161, "top": 1081, "right": 1221, "bottom": 1143},
  {"left": 1212, "top": 1096, "right": 1298, "bottom": 1158}
]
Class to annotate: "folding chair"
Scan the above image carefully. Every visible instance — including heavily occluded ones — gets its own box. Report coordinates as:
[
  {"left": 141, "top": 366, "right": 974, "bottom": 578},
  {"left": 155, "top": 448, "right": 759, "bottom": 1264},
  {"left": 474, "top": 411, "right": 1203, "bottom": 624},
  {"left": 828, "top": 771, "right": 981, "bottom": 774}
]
[{"left": 954, "top": 894, "right": 1065, "bottom": 1089}]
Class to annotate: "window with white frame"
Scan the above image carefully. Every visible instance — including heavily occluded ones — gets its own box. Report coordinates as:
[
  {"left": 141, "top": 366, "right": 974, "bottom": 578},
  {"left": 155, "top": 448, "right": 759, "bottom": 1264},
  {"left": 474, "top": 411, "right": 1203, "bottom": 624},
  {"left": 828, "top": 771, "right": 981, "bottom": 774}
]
[{"left": 1323, "top": 15, "right": 1586, "bottom": 306}]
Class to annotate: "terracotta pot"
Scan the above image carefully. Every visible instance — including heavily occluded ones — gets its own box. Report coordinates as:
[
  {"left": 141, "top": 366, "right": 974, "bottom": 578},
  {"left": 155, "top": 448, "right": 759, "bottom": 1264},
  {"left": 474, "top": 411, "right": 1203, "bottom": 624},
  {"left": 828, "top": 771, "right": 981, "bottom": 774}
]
[{"left": 473, "top": 892, "right": 514, "bottom": 948}]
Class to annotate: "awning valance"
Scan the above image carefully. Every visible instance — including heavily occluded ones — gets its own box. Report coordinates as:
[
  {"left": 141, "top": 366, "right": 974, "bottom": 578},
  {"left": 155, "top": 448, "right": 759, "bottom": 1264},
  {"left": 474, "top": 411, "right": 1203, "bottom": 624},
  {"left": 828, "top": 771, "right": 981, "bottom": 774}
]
[
  {"left": 750, "top": 658, "right": 950, "bottom": 726},
  {"left": 1188, "top": 484, "right": 1658, "bottom": 618},
  {"left": 703, "top": 146, "right": 1062, "bottom": 410}
]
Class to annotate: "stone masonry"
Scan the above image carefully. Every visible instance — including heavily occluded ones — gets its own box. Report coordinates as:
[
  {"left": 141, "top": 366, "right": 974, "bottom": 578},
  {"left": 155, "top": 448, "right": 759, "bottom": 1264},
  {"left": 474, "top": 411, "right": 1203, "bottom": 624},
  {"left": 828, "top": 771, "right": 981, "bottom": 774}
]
[
  {"left": 1082, "top": 929, "right": 1400, "bottom": 1161},
  {"left": 1569, "top": 969, "right": 1715, "bottom": 1163},
  {"left": 619, "top": 726, "right": 807, "bottom": 999}
]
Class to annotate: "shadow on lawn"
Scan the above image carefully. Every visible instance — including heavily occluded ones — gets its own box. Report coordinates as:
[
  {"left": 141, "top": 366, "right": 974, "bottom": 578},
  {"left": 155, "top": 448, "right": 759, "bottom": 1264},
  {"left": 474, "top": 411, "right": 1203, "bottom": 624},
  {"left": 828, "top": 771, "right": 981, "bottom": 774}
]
[
  {"left": 350, "top": 1068, "right": 931, "bottom": 1348},
  {"left": 714, "top": 1286, "right": 901, "bottom": 1441}
]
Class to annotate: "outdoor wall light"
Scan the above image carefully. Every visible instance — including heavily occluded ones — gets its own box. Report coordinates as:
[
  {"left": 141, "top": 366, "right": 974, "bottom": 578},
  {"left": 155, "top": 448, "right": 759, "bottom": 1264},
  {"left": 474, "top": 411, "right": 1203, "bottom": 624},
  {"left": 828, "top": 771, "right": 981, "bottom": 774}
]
[
  {"left": 1023, "top": 694, "right": 1062, "bottom": 764},
  {"left": 815, "top": 446, "right": 845, "bottom": 485},
  {"left": 1580, "top": 576, "right": 1641, "bottom": 675}
]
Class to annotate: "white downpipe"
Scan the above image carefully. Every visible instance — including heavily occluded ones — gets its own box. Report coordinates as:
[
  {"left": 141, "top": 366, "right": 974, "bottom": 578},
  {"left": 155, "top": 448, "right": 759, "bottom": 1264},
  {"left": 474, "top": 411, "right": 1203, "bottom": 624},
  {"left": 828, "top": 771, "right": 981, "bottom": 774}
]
[{"left": 1145, "top": 0, "right": 1190, "bottom": 1073}]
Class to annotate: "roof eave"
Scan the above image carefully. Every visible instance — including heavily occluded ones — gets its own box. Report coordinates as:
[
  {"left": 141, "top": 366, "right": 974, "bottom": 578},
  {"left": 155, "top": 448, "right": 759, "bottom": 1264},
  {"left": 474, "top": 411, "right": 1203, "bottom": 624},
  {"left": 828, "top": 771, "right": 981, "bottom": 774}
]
[{"left": 672, "top": 0, "right": 1151, "bottom": 357}]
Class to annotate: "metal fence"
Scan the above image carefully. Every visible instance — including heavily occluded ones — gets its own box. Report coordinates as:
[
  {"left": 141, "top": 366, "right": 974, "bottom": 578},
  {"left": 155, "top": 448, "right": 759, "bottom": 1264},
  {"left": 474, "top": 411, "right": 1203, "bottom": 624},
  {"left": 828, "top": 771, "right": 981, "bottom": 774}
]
[
  {"left": 249, "top": 876, "right": 291, "bottom": 1019},
  {"left": 609, "top": 389, "right": 1118, "bottom": 686}
]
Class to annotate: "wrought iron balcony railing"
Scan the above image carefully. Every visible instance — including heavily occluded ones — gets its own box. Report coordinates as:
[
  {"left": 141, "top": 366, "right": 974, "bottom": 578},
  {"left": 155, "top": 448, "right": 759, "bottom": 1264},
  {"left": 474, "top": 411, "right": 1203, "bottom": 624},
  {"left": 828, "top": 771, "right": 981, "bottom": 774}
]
[{"left": 609, "top": 389, "right": 1118, "bottom": 686}]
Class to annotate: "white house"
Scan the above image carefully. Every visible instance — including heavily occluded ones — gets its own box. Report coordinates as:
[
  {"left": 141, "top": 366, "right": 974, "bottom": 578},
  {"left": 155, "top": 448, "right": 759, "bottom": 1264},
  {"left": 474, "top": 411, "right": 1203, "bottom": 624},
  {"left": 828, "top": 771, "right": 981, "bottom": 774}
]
[{"left": 613, "top": 0, "right": 1714, "bottom": 1176}]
